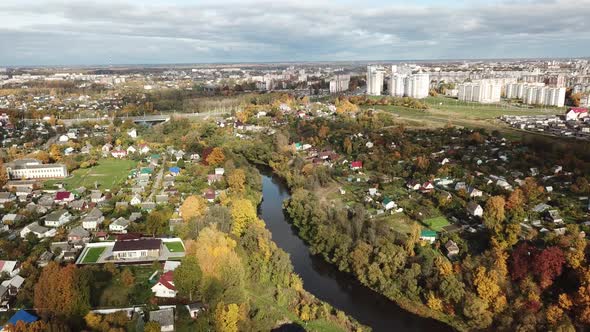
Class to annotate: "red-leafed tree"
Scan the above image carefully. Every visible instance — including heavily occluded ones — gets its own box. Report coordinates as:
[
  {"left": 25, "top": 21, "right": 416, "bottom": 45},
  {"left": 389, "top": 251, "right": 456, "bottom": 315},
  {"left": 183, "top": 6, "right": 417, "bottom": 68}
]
[
  {"left": 533, "top": 246, "right": 565, "bottom": 289},
  {"left": 510, "top": 242, "right": 537, "bottom": 281}
]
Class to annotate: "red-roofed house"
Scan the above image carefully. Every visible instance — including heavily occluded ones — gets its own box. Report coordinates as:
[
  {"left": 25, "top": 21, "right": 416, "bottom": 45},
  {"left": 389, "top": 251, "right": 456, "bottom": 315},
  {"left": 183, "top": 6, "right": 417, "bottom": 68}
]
[
  {"left": 350, "top": 161, "right": 363, "bottom": 170},
  {"left": 566, "top": 107, "right": 588, "bottom": 121},
  {"left": 111, "top": 150, "right": 127, "bottom": 159},
  {"left": 151, "top": 271, "right": 177, "bottom": 298},
  {"left": 54, "top": 191, "right": 74, "bottom": 204}
]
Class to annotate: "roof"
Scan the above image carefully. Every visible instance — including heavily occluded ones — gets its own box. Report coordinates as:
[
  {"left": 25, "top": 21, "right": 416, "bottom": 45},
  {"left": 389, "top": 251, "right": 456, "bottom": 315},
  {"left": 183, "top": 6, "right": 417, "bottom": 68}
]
[
  {"left": 169, "top": 166, "right": 180, "bottom": 173},
  {"left": 46, "top": 210, "right": 69, "bottom": 221},
  {"left": 54, "top": 191, "right": 72, "bottom": 200},
  {"left": 156, "top": 271, "right": 176, "bottom": 291},
  {"left": 84, "top": 207, "right": 103, "bottom": 220},
  {"left": 149, "top": 308, "right": 174, "bottom": 327},
  {"left": 351, "top": 161, "right": 363, "bottom": 168},
  {"left": 68, "top": 226, "right": 90, "bottom": 238},
  {"left": 0, "top": 261, "right": 17, "bottom": 274},
  {"left": 420, "top": 230, "right": 437, "bottom": 238},
  {"left": 6, "top": 310, "right": 38, "bottom": 326},
  {"left": 570, "top": 107, "right": 588, "bottom": 113},
  {"left": 112, "top": 238, "right": 161, "bottom": 252}
]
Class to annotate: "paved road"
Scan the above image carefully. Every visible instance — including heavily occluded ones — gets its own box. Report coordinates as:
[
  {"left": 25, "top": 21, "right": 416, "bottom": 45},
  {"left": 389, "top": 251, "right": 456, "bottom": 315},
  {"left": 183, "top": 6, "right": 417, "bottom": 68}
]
[{"left": 147, "top": 157, "right": 166, "bottom": 201}]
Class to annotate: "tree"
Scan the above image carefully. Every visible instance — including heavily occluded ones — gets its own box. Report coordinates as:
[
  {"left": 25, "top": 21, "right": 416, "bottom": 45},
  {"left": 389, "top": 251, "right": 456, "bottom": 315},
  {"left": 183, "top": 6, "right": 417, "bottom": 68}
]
[
  {"left": 34, "top": 262, "right": 90, "bottom": 321},
  {"left": 49, "top": 144, "right": 62, "bottom": 161},
  {"left": 206, "top": 147, "right": 225, "bottom": 166},
  {"left": 174, "top": 256, "right": 202, "bottom": 301},
  {"left": 214, "top": 302, "right": 239, "bottom": 332},
  {"left": 230, "top": 198, "right": 258, "bottom": 236},
  {"left": 180, "top": 196, "right": 208, "bottom": 222},
  {"left": 144, "top": 321, "right": 161, "bottom": 332},
  {"left": 533, "top": 246, "right": 565, "bottom": 289},
  {"left": 426, "top": 291, "right": 443, "bottom": 311},
  {"left": 186, "top": 227, "right": 241, "bottom": 279},
  {"left": 522, "top": 177, "right": 544, "bottom": 203},
  {"left": 121, "top": 268, "right": 135, "bottom": 287},
  {"left": 146, "top": 209, "right": 171, "bottom": 236},
  {"left": 483, "top": 196, "right": 505, "bottom": 234},
  {"left": 0, "top": 161, "right": 7, "bottom": 188},
  {"left": 506, "top": 188, "right": 525, "bottom": 211},
  {"left": 227, "top": 169, "right": 246, "bottom": 194}
]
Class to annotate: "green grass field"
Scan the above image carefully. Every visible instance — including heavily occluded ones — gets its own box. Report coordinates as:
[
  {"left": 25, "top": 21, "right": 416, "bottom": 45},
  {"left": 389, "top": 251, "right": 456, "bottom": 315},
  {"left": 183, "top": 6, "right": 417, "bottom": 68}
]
[
  {"left": 424, "top": 216, "right": 450, "bottom": 231},
  {"left": 164, "top": 241, "right": 185, "bottom": 253},
  {"left": 82, "top": 247, "right": 107, "bottom": 263},
  {"left": 45, "top": 159, "right": 137, "bottom": 190}
]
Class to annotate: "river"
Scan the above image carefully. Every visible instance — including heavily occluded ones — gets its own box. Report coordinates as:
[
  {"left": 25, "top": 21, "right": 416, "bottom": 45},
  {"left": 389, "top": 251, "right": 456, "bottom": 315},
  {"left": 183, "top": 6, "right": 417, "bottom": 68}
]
[{"left": 259, "top": 173, "right": 452, "bottom": 332}]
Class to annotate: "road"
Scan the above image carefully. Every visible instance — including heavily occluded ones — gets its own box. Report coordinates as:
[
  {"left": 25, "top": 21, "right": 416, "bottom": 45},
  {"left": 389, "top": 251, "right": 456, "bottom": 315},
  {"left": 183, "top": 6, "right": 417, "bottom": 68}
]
[
  {"left": 147, "top": 157, "right": 165, "bottom": 201},
  {"left": 23, "top": 111, "right": 226, "bottom": 126}
]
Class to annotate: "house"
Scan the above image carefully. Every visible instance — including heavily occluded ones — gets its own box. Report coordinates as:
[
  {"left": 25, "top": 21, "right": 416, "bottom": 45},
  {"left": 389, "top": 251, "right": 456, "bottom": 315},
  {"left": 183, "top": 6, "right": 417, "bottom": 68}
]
[
  {"left": 406, "top": 180, "right": 421, "bottom": 191},
  {"left": 151, "top": 271, "right": 177, "bottom": 298},
  {"left": 54, "top": 191, "right": 74, "bottom": 204},
  {"left": 90, "top": 190, "right": 104, "bottom": 203},
  {"left": 214, "top": 168, "right": 225, "bottom": 176},
  {"left": 44, "top": 210, "right": 72, "bottom": 227},
  {"left": 169, "top": 167, "right": 180, "bottom": 176},
  {"left": 1, "top": 275, "right": 25, "bottom": 299},
  {"left": 155, "top": 194, "right": 169, "bottom": 204},
  {"left": 101, "top": 143, "right": 113, "bottom": 155},
  {"left": 149, "top": 308, "right": 174, "bottom": 332},
  {"left": 112, "top": 238, "right": 161, "bottom": 260},
  {"left": 445, "top": 240, "right": 460, "bottom": 258},
  {"left": 139, "top": 144, "right": 151, "bottom": 155},
  {"left": 467, "top": 187, "right": 483, "bottom": 198},
  {"left": 2, "top": 310, "right": 38, "bottom": 331},
  {"left": 70, "top": 199, "right": 88, "bottom": 211},
  {"left": 68, "top": 226, "right": 91, "bottom": 244},
  {"left": 37, "top": 251, "right": 53, "bottom": 267},
  {"left": 130, "top": 195, "right": 142, "bottom": 206},
  {"left": 186, "top": 302, "right": 206, "bottom": 319},
  {"left": 466, "top": 202, "right": 483, "bottom": 217},
  {"left": 0, "top": 192, "right": 15, "bottom": 205},
  {"left": 421, "top": 182, "right": 434, "bottom": 193},
  {"left": 350, "top": 161, "right": 363, "bottom": 170},
  {"left": 0, "top": 261, "right": 20, "bottom": 277},
  {"left": 204, "top": 189, "right": 216, "bottom": 202},
  {"left": 163, "top": 260, "right": 181, "bottom": 272},
  {"left": 127, "top": 128, "right": 137, "bottom": 138},
  {"left": 382, "top": 197, "right": 396, "bottom": 211},
  {"left": 533, "top": 203, "right": 551, "bottom": 213},
  {"left": 566, "top": 107, "right": 588, "bottom": 121},
  {"left": 207, "top": 174, "right": 223, "bottom": 185},
  {"left": 454, "top": 182, "right": 467, "bottom": 191},
  {"left": 20, "top": 222, "right": 55, "bottom": 239},
  {"left": 111, "top": 150, "right": 127, "bottom": 159},
  {"left": 419, "top": 230, "right": 437, "bottom": 244},
  {"left": 2, "top": 214, "right": 23, "bottom": 226},
  {"left": 109, "top": 217, "right": 130, "bottom": 234},
  {"left": 545, "top": 210, "right": 564, "bottom": 224}
]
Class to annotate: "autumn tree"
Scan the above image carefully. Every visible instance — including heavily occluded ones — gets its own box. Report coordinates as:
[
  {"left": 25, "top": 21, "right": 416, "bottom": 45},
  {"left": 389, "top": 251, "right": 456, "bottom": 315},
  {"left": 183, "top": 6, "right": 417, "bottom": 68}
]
[
  {"left": 180, "top": 195, "right": 208, "bottom": 222},
  {"left": 34, "top": 262, "right": 90, "bottom": 321},
  {"left": 522, "top": 177, "right": 544, "bottom": 203},
  {"left": 174, "top": 255, "right": 202, "bottom": 301},
  {"left": 0, "top": 161, "right": 7, "bottom": 188},
  {"left": 227, "top": 169, "right": 246, "bottom": 194},
  {"left": 506, "top": 188, "right": 525, "bottom": 211},
  {"left": 49, "top": 144, "right": 62, "bottom": 162},
  {"left": 121, "top": 268, "right": 135, "bottom": 287},
  {"left": 214, "top": 302, "right": 239, "bottom": 332},
  {"left": 343, "top": 137, "right": 352, "bottom": 155},
  {"left": 483, "top": 196, "right": 506, "bottom": 234},
  {"left": 146, "top": 209, "right": 171, "bottom": 236},
  {"left": 533, "top": 246, "right": 565, "bottom": 289},
  {"left": 186, "top": 227, "right": 241, "bottom": 279},
  {"left": 206, "top": 147, "right": 225, "bottom": 166},
  {"left": 230, "top": 198, "right": 259, "bottom": 236},
  {"left": 144, "top": 321, "right": 161, "bottom": 332}
]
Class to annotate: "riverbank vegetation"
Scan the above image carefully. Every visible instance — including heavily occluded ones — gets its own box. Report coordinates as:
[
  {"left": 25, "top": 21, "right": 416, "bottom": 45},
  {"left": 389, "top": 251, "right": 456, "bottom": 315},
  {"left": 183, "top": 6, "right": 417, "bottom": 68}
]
[{"left": 222, "top": 93, "right": 590, "bottom": 331}]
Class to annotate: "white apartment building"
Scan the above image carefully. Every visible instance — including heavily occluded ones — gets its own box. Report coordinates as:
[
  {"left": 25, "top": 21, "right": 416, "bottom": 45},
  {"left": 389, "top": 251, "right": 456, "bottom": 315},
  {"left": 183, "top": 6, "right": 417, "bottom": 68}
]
[
  {"left": 505, "top": 82, "right": 545, "bottom": 99},
  {"left": 388, "top": 70, "right": 430, "bottom": 99},
  {"left": 404, "top": 73, "right": 430, "bottom": 99},
  {"left": 458, "top": 79, "right": 502, "bottom": 103},
  {"left": 4, "top": 159, "right": 68, "bottom": 180},
  {"left": 521, "top": 86, "right": 566, "bottom": 107},
  {"left": 366, "top": 65, "right": 385, "bottom": 96},
  {"left": 329, "top": 74, "right": 350, "bottom": 94}
]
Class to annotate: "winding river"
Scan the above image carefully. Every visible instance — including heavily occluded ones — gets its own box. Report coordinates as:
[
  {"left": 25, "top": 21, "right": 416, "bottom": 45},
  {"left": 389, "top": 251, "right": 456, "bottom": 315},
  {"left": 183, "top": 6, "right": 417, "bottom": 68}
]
[{"left": 259, "top": 173, "right": 451, "bottom": 332}]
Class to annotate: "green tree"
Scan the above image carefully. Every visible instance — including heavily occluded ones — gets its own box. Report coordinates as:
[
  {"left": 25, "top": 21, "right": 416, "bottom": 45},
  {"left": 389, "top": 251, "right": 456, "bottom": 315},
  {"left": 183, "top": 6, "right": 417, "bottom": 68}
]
[{"left": 174, "top": 256, "right": 202, "bottom": 301}]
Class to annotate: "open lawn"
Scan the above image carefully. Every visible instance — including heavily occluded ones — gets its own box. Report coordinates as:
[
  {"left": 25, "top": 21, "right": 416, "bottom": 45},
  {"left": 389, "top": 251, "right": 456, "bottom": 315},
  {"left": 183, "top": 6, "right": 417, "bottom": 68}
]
[
  {"left": 45, "top": 159, "right": 137, "bottom": 190},
  {"left": 82, "top": 246, "right": 106, "bottom": 263},
  {"left": 366, "top": 96, "right": 565, "bottom": 140},
  {"left": 164, "top": 241, "right": 185, "bottom": 253},
  {"left": 424, "top": 216, "right": 450, "bottom": 231}
]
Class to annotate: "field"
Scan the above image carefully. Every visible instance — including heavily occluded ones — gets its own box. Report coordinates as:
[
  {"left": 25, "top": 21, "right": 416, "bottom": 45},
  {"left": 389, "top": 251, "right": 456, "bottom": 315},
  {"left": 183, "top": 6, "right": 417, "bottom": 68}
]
[
  {"left": 423, "top": 216, "right": 450, "bottom": 232},
  {"left": 45, "top": 159, "right": 137, "bottom": 190},
  {"left": 81, "top": 247, "right": 107, "bottom": 263},
  {"left": 164, "top": 241, "right": 185, "bottom": 253},
  {"left": 366, "top": 96, "right": 565, "bottom": 139}
]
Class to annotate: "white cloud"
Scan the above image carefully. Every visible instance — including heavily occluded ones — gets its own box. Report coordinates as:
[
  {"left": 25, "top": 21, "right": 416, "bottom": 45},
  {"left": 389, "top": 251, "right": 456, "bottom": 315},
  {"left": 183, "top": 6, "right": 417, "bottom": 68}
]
[{"left": 0, "top": 0, "right": 589, "bottom": 65}]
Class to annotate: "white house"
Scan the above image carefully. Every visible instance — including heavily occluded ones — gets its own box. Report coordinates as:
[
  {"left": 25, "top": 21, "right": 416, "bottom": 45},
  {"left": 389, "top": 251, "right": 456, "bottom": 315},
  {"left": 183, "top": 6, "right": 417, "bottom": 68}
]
[
  {"left": 82, "top": 208, "right": 104, "bottom": 231},
  {"left": 127, "top": 146, "right": 137, "bottom": 154},
  {"left": 130, "top": 195, "right": 142, "bottom": 206},
  {"left": 44, "top": 210, "right": 72, "bottom": 227},
  {"left": 467, "top": 202, "right": 483, "bottom": 217},
  {"left": 151, "top": 271, "right": 177, "bottom": 298},
  {"left": 109, "top": 217, "right": 129, "bottom": 233},
  {"left": 20, "top": 222, "right": 56, "bottom": 239},
  {"left": 127, "top": 128, "right": 137, "bottom": 138}
]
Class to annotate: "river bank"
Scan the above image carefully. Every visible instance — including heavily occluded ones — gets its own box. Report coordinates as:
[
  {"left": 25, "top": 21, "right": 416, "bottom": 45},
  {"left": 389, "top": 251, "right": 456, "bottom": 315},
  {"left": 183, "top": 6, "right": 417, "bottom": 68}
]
[{"left": 258, "top": 172, "right": 454, "bottom": 332}]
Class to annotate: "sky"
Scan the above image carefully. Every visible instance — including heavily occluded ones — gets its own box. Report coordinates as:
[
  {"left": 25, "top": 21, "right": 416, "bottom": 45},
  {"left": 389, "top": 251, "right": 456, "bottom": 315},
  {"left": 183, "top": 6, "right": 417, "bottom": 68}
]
[{"left": 0, "top": 0, "right": 589, "bottom": 66}]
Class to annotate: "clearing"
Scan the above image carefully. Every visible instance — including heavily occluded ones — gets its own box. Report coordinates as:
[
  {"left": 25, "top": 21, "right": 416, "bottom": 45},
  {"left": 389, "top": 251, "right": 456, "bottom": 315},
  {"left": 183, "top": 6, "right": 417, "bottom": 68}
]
[
  {"left": 423, "top": 216, "right": 450, "bottom": 232},
  {"left": 81, "top": 246, "right": 107, "bottom": 263},
  {"left": 45, "top": 159, "right": 137, "bottom": 190},
  {"left": 164, "top": 241, "right": 185, "bottom": 253}
]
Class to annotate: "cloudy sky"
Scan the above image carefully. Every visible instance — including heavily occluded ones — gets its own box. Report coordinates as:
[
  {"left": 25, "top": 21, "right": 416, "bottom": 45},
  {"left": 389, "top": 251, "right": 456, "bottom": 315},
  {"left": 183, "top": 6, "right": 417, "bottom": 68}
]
[{"left": 0, "top": 0, "right": 589, "bottom": 66}]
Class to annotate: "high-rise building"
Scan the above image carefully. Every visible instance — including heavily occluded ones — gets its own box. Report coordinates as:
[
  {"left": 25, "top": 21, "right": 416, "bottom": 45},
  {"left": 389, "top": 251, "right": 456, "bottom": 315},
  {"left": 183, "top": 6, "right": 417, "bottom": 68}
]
[
  {"left": 521, "top": 86, "right": 566, "bottom": 107},
  {"left": 388, "top": 74, "right": 406, "bottom": 97},
  {"left": 366, "top": 65, "right": 385, "bottom": 96},
  {"left": 457, "top": 79, "right": 502, "bottom": 103},
  {"left": 329, "top": 74, "right": 351, "bottom": 94},
  {"left": 388, "top": 71, "right": 429, "bottom": 99}
]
